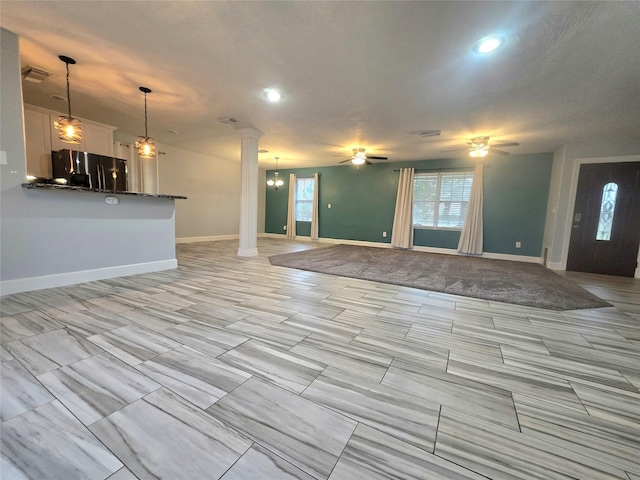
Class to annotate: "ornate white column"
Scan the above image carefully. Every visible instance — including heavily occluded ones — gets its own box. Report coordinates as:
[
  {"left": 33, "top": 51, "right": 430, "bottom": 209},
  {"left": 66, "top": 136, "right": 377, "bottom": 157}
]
[{"left": 236, "top": 127, "right": 262, "bottom": 257}]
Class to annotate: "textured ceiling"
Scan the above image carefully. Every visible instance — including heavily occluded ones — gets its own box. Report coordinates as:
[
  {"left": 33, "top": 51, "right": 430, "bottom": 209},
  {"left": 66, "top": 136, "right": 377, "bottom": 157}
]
[{"left": 2, "top": 1, "right": 638, "bottom": 168}]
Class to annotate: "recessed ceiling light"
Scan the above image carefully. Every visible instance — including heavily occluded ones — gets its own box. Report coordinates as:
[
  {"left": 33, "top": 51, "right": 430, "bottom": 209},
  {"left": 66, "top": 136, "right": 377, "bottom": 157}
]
[
  {"left": 167, "top": 129, "right": 178, "bottom": 134},
  {"left": 474, "top": 36, "right": 504, "bottom": 54},
  {"left": 258, "top": 149, "right": 269, "bottom": 154},
  {"left": 263, "top": 88, "right": 283, "bottom": 102}
]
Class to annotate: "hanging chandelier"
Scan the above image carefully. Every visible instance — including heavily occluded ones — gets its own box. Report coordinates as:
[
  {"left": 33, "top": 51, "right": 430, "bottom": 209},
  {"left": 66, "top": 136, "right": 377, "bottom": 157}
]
[
  {"left": 54, "top": 55, "right": 83, "bottom": 144},
  {"left": 136, "top": 86, "right": 156, "bottom": 158},
  {"left": 267, "top": 156, "right": 284, "bottom": 190}
]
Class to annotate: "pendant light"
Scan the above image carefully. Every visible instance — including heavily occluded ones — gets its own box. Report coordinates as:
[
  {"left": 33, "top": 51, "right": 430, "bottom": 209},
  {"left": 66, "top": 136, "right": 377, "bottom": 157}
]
[
  {"left": 267, "top": 156, "right": 284, "bottom": 190},
  {"left": 54, "top": 55, "right": 83, "bottom": 144},
  {"left": 136, "top": 86, "right": 156, "bottom": 158}
]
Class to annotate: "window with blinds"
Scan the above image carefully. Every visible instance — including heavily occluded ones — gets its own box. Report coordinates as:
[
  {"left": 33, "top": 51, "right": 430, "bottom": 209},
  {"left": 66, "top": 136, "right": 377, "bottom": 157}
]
[
  {"left": 295, "top": 178, "right": 315, "bottom": 222},
  {"left": 413, "top": 171, "right": 474, "bottom": 229}
]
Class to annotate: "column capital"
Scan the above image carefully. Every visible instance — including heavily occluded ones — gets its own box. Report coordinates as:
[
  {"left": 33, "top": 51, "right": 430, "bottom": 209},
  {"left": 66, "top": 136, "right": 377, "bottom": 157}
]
[{"left": 235, "top": 127, "right": 263, "bottom": 139}]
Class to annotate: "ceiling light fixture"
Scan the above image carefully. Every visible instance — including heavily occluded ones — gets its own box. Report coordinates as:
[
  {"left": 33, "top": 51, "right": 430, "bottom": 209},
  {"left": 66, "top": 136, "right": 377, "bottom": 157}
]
[
  {"left": 469, "top": 147, "right": 489, "bottom": 158},
  {"left": 474, "top": 35, "right": 504, "bottom": 54},
  {"left": 54, "top": 55, "right": 83, "bottom": 144},
  {"left": 136, "top": 86, "right": 156, "bottom": 158},
  {"left": 267, "top": 156, "right": 284, "bottom": 190},
  {"left": 352, "top": 148, "right": 367, "bottom": 165},
  {"left": 469, "top": 136, "right": 490, "bottom": 157},
  {"left": 264, "top": 88, "right": 283, "bottom": 102}
]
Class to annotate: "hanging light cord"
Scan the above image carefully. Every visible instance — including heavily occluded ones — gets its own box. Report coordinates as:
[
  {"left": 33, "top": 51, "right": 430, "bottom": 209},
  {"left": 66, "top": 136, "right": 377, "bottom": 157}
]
[
  {"left": 144, "top": 91, "right": 149, "bottom": 138},
  {"left": 65, "top": 62, "right": 72, "bottom": 118}
]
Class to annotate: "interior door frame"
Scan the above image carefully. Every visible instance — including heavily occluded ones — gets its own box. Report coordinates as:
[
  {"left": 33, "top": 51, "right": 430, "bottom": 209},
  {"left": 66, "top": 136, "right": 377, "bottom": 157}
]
[{"left": 560, "top": 154, "right": 640, "bottom": 278}]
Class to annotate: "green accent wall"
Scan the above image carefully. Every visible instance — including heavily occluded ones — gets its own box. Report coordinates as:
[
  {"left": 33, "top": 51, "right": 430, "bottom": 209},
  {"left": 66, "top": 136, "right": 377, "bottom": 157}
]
[{"left": 265, "top": 153, "right": 553, "bottom": 257}]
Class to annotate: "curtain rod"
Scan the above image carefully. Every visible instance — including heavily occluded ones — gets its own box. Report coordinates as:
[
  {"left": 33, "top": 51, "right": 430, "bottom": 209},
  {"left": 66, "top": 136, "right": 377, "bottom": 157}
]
[
  {"left": 290, "top": 173, "right": 320, "bottom": 178},
  {"left": 393, "top": 166, "right": 488, "bottom": 172}
]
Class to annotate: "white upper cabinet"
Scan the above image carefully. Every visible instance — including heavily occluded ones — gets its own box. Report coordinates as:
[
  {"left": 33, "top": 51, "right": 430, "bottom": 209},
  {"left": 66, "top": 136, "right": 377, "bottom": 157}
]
[
  {"left": 24, "top": 105, "right": 117, "bottom": 178},
  {"left": 24, "top": 108, "right": 53, "bottom": 178},
  {"left": 83, "top": 122, "right": 114, "bottom": 157}
]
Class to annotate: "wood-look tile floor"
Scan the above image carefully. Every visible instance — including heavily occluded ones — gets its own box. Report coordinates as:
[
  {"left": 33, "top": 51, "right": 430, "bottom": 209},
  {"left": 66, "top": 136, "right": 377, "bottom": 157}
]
[{"left": 1, "top": 238, "right": 639, "bottom": 479}]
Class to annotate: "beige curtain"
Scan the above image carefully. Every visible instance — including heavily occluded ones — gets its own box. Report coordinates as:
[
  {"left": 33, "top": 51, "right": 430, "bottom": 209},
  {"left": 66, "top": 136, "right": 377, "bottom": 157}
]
[
  {"left": 391, "top": 168, "right": 415, "bottom": 249},
  {"left": 458, "top": 164, "right": 484, "bottom": 255},
  {"left": 286, "top": 173, "right": 297, "bottom": 238},
  {"left": 310, "top": 172, "right": 319, "bottom": 240}
]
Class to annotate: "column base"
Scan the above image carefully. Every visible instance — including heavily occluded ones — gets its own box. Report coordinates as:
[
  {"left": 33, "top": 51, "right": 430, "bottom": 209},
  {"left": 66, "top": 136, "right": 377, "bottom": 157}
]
[{"left": 237, "top": 247, "right": 258, "bottom": 257}]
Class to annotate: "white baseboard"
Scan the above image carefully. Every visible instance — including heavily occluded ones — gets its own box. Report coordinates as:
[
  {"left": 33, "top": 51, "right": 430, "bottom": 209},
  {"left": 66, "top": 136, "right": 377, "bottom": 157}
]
[
  {"left": 176, "top": 234, "right": 239, "bottom": 244},
  {"left": 262, "top": 233, "right": 543, "bottom": 264},
  {"left": 0, "top": 259, "right": 178, "bottom": 296},
  {"left": 547, "top": 261, "right": 565, "bottom": 271}
]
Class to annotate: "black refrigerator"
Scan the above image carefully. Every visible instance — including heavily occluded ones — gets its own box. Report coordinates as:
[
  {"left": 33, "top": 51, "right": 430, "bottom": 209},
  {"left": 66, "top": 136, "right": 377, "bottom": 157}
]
[{"left": 52, "top": 149, "right": 127, "bottom": 191}]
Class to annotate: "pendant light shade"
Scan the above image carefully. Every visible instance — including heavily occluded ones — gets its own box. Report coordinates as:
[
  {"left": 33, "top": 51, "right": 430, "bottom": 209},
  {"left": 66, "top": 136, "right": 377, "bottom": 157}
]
[
  {"left": 267, "top": 157, "right": 284, "bottom": 190},
  {"left": 55, "top": 55, "right": 83, "bottom": 144},
  {"left": 136, "top": 86, "right": 157, "bottom": 158}
]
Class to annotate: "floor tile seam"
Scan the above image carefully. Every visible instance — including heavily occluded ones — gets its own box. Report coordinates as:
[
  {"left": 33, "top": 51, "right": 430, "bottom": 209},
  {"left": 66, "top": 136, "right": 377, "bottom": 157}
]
[
  {"left": 41, "top": 396, "right": 128, "bottom": 476},
  {"left": 499, "top": 412, "right": 640, "bottom": 477},
  {"left": 565, "top": 379, "right": 615, "bottom": 418},
  {"left": 436, "top": 413, "right": 606, "bottom": 478},
  {"left": 539, "top": 348, "right": 640, "bottom": 377},
  {"left": 501, "top": 354, "right": 637, "bottom": 390},
  {"left": 33, "top": 349, "right": 168, "bottom": 423},
  {"left": 323, "top": 420, "right": 359, "bottom": 480},
  {"left": 6, "top": 327, "right": 106, "bottom": 373},
  {"left": 435, "top": 406, "right": 640, "bottom": 477},
  {"left": 303, "top": 365, "right": 447, "bottom": 414},
  {"left": 513, "top": 397, "right": 640, "bottom": 446},
  {"left": 619, "top": 372, "right": 640, "bottom": 394}
]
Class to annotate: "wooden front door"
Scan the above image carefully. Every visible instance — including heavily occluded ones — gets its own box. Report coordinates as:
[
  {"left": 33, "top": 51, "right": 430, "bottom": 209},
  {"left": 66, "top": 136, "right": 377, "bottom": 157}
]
[{"left": 567, "top": 162, "right": 640, "bottom": 277}]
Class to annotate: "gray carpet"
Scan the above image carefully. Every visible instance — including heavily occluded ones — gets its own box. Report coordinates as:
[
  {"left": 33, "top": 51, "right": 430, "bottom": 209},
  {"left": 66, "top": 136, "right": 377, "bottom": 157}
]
[{"left": 269, "top": 244, "right": 610, "bottom": 311}]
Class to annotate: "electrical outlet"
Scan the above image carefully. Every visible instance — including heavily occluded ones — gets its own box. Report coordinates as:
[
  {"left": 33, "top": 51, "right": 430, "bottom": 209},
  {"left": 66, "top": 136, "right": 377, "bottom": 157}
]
[
  {"left": 515, "top": 241, "right": 521, "bottom": 248},
  {"left": 382, "top": 231, "right": 387, "bottom": 237},
  {"left": 283, "top": 225, "right": 287, "bottom": 231},
  {"left": 105, "top": 196, "right": 119, "bottom": 205}
]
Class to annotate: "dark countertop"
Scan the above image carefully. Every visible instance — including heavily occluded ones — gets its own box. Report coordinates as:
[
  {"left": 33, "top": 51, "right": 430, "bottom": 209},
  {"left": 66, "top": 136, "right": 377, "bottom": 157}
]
[{"left": 22, "top": 183, "right": 187, "bottom": 200}]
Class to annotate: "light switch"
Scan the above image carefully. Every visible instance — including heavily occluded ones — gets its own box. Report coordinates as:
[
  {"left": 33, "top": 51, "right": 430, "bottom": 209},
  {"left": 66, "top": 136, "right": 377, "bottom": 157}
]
[{"left": 328, "top": 203, "right": 332, "bottom": 208}]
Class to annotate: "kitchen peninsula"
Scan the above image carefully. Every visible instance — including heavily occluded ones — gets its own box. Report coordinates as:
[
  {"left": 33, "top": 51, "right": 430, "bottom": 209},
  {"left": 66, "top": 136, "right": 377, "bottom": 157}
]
[
  {"left": 2, "top": 28, "right": 187, "bottom": 296},
  {"left": 22, "top": 182, "right": 187, "bottom": 200},
  {"left": 0, "top": 180, "right": 188, "bottom": 296}
]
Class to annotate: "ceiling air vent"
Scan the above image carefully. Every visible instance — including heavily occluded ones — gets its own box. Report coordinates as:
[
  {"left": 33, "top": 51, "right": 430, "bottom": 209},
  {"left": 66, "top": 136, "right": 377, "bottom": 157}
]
[
  {"left": 419, "top": 130, "right": 441, "bottom": 138},
  {"left": 21, "top": 65, "right": 50, "bottom": 83}
]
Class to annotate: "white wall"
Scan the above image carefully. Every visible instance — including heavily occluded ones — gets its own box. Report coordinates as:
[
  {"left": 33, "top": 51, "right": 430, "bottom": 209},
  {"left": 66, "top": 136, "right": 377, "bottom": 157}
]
[
  {"left": 113, "top": 131, "right": 265, "bottom": 241},
  {"left": 158, "top": 143, "right": 241, "bottom": 239},
  {"left": 1, "top": 28, "right": 178, "bottom": 295}
]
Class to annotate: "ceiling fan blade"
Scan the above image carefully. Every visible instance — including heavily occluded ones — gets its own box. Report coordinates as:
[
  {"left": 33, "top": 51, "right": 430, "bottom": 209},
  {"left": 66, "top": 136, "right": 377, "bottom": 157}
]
[
  {"left": 367, "top": 156, "right": 388, "bottom": 160},
  {"left": 491, "top": 149, "right": 510, "bottom": 155},
  {"left": 491, "top": 142, "right": 519, "bottom": 148},
  {"left": 441, "top": 148, "right": 471, "bottom": 153},
  {"left": 338, "top": 158, "right": 352, "bottom": 164}
]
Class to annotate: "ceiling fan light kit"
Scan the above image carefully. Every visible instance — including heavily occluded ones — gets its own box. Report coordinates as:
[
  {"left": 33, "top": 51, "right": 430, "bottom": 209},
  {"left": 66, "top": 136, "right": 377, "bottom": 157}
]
[
  {"left": 339, "top": 147, "right": 388, "bottom": 166},
  {"left": 54, "top": 55, "right": 83, "bottom": 144},
  {"left": 441, "top": 136, "right": 519, "bottom": 158}
]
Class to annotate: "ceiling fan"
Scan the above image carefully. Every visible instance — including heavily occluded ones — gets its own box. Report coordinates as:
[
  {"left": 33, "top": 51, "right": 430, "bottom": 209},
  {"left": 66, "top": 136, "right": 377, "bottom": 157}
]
[
  {"left": 339, "top": 148, "right": 388, "bottom": 165},
  {"left": 441, "top": 136, "right": 519, "bottom": 157}
]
